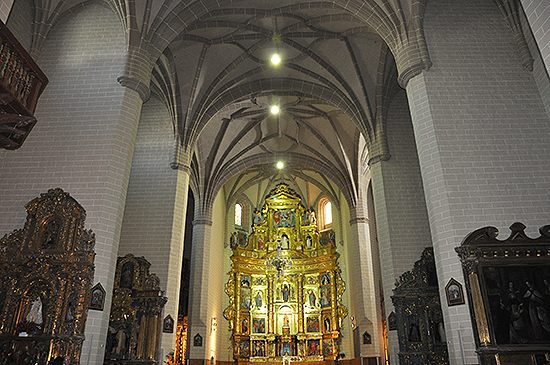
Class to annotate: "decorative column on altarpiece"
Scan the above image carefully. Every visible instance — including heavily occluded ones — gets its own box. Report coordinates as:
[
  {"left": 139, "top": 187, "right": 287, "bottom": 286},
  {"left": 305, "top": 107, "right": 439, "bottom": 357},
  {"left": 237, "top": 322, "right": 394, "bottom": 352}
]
[
  {"left": 330, "top": 271, "right": 338, "bottom": 332},
  {"left": 297, "top": 273, "right": 304, "bottom": 334},
  {"left": 268, "top": 274, "right": 275, "bottom": 334},
  {"left": 236, "top": 272, "right": 242, "bottom": 334}
]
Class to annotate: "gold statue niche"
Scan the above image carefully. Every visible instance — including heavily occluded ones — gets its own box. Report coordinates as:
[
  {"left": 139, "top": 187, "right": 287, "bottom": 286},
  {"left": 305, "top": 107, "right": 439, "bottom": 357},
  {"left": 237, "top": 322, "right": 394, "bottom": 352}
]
[{"left": 224, "top": 183, "right": 347, "bottom": 362}]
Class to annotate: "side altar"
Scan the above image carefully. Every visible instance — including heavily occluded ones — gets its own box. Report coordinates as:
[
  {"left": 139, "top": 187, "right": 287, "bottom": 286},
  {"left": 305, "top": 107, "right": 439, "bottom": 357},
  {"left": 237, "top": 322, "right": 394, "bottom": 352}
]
[{"left": 224, "top": 184, "right": 347, "bottom": 362}]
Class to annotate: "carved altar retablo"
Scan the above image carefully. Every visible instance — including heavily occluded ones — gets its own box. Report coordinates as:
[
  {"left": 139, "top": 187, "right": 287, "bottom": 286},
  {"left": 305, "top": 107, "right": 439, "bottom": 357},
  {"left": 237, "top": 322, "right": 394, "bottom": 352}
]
[
  {"left": 104, "top": 254, "right": 167, "bottom": 365},
  {"left": 456, "top": 223, "right": 550, "bottom": 365},
  {"left": 0, "top": 188, "right": 96, "bottom": 365},
  {"left": 224, "top": 183, "right": 347, "bottom": 362},
  {"left": 391, "top": 248, "right": 449, "bottom": 365}
]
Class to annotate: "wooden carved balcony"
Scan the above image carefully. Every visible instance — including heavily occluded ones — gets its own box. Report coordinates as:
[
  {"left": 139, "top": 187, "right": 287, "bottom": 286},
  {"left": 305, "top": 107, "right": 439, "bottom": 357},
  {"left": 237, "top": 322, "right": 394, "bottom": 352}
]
[{"left": 0, "top": 20, "right": 48, "bottom": 150}]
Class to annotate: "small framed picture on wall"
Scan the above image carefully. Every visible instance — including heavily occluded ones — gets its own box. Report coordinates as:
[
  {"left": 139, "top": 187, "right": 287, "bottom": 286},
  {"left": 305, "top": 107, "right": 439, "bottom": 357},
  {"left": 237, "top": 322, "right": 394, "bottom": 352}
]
[{"left": 445, "top": 278, "right": 465, "bottom": 306}]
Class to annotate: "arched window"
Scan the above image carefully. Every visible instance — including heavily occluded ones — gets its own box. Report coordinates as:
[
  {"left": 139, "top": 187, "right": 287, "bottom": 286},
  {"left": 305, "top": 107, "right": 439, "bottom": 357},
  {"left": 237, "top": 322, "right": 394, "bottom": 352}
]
[
  {"left": 318, "top": 197, "right": 333, "bottom": 230},
  {"left": 324, "top": 201, "right": 332, "bottom": 225},
  {"left": 235, "top": 203, "right": 243, "bottom": 226}
]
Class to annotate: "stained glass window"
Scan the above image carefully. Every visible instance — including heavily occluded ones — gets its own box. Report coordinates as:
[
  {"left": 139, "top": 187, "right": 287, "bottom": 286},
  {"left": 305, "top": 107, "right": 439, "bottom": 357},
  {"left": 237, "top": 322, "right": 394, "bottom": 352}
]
[{"left": 235, "top": 203, "right": 242, "bottom": 226}]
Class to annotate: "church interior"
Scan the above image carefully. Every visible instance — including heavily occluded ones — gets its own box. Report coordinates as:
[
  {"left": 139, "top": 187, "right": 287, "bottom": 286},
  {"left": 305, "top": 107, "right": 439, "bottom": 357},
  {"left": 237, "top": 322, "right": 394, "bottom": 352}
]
[{"left": 1, "top": 0, "right": 550, "bottom": 364}]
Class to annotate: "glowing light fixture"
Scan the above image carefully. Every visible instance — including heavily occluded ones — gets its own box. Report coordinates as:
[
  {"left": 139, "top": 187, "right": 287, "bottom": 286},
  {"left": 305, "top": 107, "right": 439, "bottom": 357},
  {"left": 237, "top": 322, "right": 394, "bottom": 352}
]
[
  {"left": 270, "top": 105, "right": 280, "bottom": 115},
  {"left": 271, "top": 54, "right": 281, "bottom": 65},
  {"left": 276, "top": 161, "right": 284, "bottom": 169},
  {"left": 266, "top": 242, "right": 292, "bottom": 277}
]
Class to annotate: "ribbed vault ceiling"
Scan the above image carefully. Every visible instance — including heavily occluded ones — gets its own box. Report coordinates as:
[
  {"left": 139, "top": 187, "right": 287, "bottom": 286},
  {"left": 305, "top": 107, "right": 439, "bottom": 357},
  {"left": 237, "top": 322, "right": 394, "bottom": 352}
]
[
  {"left": 149, "top": 2, "right": 401, "bottom": 209},
  {"left": 11, "top": 0, "right": 411, "bottom": 211}
]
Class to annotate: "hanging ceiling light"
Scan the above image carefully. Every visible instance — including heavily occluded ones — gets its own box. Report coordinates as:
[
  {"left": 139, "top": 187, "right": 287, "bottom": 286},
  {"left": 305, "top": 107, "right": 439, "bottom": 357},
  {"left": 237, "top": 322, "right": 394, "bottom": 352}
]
[
  {"left": 271, "top": 54, "right": 281, "bottom": 65},
  {"left": 266, "top": 243, "right": 292, "bottom": 278}
]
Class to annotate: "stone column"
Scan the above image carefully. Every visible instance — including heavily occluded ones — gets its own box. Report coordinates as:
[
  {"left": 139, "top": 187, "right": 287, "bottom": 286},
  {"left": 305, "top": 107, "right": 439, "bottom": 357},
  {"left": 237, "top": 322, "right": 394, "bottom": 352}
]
[
  {"left": 187, "top": 216, "right": 213, "bottom": 360},
  {"left": 405, "top": 2, "right": 550, "bottom": 364},
  {"left": 345, "top": 216, "right": 381, "bottom": 359},
  {"left": 366, "top": 88, "right": 432, "bottom": 360}
]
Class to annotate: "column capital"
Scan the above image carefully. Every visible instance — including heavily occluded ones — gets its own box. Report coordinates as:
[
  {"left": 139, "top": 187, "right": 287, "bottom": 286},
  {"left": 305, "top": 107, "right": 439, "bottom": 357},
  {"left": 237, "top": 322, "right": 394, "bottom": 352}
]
[
  {"left": 349, "top": 217, "right": 369, "bottom": 226},
  {"left": 392, "top": 28, "right": 432, "bottom": 88},
  {"left": 193, "top": 218, "right": 212, "bottom": 226},
  {"left": 367, "top": 153, "right": 391, "bottom": 166},
  {"left": 117, "top": 76, "right": 150, "bottom": 102},
  {"left": 118, "top": 46, "right": 153, "bottom": 102},
  {"left": 169, "top": 162, "right": 191, "bottom": 174}
]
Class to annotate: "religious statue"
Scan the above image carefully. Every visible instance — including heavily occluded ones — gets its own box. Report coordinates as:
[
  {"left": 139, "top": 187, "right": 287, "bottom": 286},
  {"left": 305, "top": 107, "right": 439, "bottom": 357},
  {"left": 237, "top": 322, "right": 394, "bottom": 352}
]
[
  {"left": 282, "top": 284, "right": 290, "bottom": 302},
  {"left": 66, "top": 293, "right": 76, "bottom": 321},
  {"left": 309, "top": 209, "right": 316, "bottom": 225},
  {"left": 120, "top": 263, "right": 133, "bottom": 288},
  {"left": 309, "top": 291, "right": 316, "bottom": 307},
  {"left": 283, "top": 315, "right": 290, "bottom": 327},
  {"left": 324, "top": 316, "right": 331, "bottom": 332},
  {"left": 255, "top": 292, "right": 263, "bottom": 308},
  {"left": 281, "top": 234, "right": 289, "bottom": 250},
  {"left": 26, "top": 296, "right": 43, "bottom": 325},
  {"left": 42, "top": 220, "right": 60, "bottom": 249},
  {"left": 115, "top": 328, "right": 127, "bottom": 354},
  {"left": 306, "top": 235, "right": 312, "bottom": 249}
]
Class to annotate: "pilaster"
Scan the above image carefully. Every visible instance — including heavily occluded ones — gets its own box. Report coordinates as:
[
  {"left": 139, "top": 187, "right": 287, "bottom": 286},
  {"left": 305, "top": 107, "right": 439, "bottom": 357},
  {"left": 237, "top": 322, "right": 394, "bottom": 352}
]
[
  {"left": 187, "top": 215, "right": 218, "bottom": 360},
  {"left": 346, "top": 215, "right": 381, "bottom": 359}
]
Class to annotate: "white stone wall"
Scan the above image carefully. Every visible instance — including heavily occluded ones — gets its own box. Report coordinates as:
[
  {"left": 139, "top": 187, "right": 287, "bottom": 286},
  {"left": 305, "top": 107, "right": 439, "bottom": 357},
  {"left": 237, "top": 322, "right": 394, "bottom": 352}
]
[
  {"left": 408, "top": 0, "right": 550, "bottom": 363},
  {"left": 5, "top": 0, "right": 32, "bottom": 51},
  {"left": 0, "top": 4, "right": 142, "bottom": 364}
]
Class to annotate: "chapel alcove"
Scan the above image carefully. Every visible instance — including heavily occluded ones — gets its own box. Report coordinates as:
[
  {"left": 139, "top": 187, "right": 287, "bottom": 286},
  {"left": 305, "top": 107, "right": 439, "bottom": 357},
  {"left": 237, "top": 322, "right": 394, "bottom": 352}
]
[{"left": 0, "top": 188, "right": 96, "bottom": 364}]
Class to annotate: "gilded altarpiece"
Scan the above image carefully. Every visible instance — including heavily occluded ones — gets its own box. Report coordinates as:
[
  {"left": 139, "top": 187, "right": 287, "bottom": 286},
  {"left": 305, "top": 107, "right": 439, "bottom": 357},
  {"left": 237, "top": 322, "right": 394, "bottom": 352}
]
[
  {"left": 391, "top": 248, "right": 449, "bottom": 365},
  {"left": 104, "top": 254, "right": 167, "bottom": 365},
  {"left": 224, "top": 184, "right": 347, "bottom": 362},
  {"left": 0, "top": 188, "right": 96, "bottom": 365}
]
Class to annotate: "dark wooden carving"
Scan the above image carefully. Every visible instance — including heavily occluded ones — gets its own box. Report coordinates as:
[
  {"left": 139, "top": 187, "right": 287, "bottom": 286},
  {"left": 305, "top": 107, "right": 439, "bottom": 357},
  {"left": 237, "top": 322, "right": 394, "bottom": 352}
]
[
  {"left": 0, "top": 188, "right": 95, "bottom": 364},
  {"left": 104, "top": 254, "right": 167, "bottom": 365},
  {"left": 391, "top": 248, "right": 449, "bottom": 365},
  {"left": 456, "top": 222, "right": 550, "bottom": 365},
  {"left": 0, "top": 20, "right": 48, "bottom": 149}
]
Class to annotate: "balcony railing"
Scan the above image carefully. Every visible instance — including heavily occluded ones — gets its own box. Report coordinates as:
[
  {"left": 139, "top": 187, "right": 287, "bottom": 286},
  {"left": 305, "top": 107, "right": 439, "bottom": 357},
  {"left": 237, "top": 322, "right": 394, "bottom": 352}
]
[{"left": 0, "top": 20, "right": 48, "bottom": 149}]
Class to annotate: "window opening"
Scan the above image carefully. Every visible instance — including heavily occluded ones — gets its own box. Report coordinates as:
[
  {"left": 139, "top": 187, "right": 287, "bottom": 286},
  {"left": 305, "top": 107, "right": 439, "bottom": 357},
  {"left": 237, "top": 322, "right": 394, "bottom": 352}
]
[
  {"left": 324, "top": 201, "right": 332, "bottom": 226},
  {"left": 235, "top": 203, "right": 242, "bottom": 226}
]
